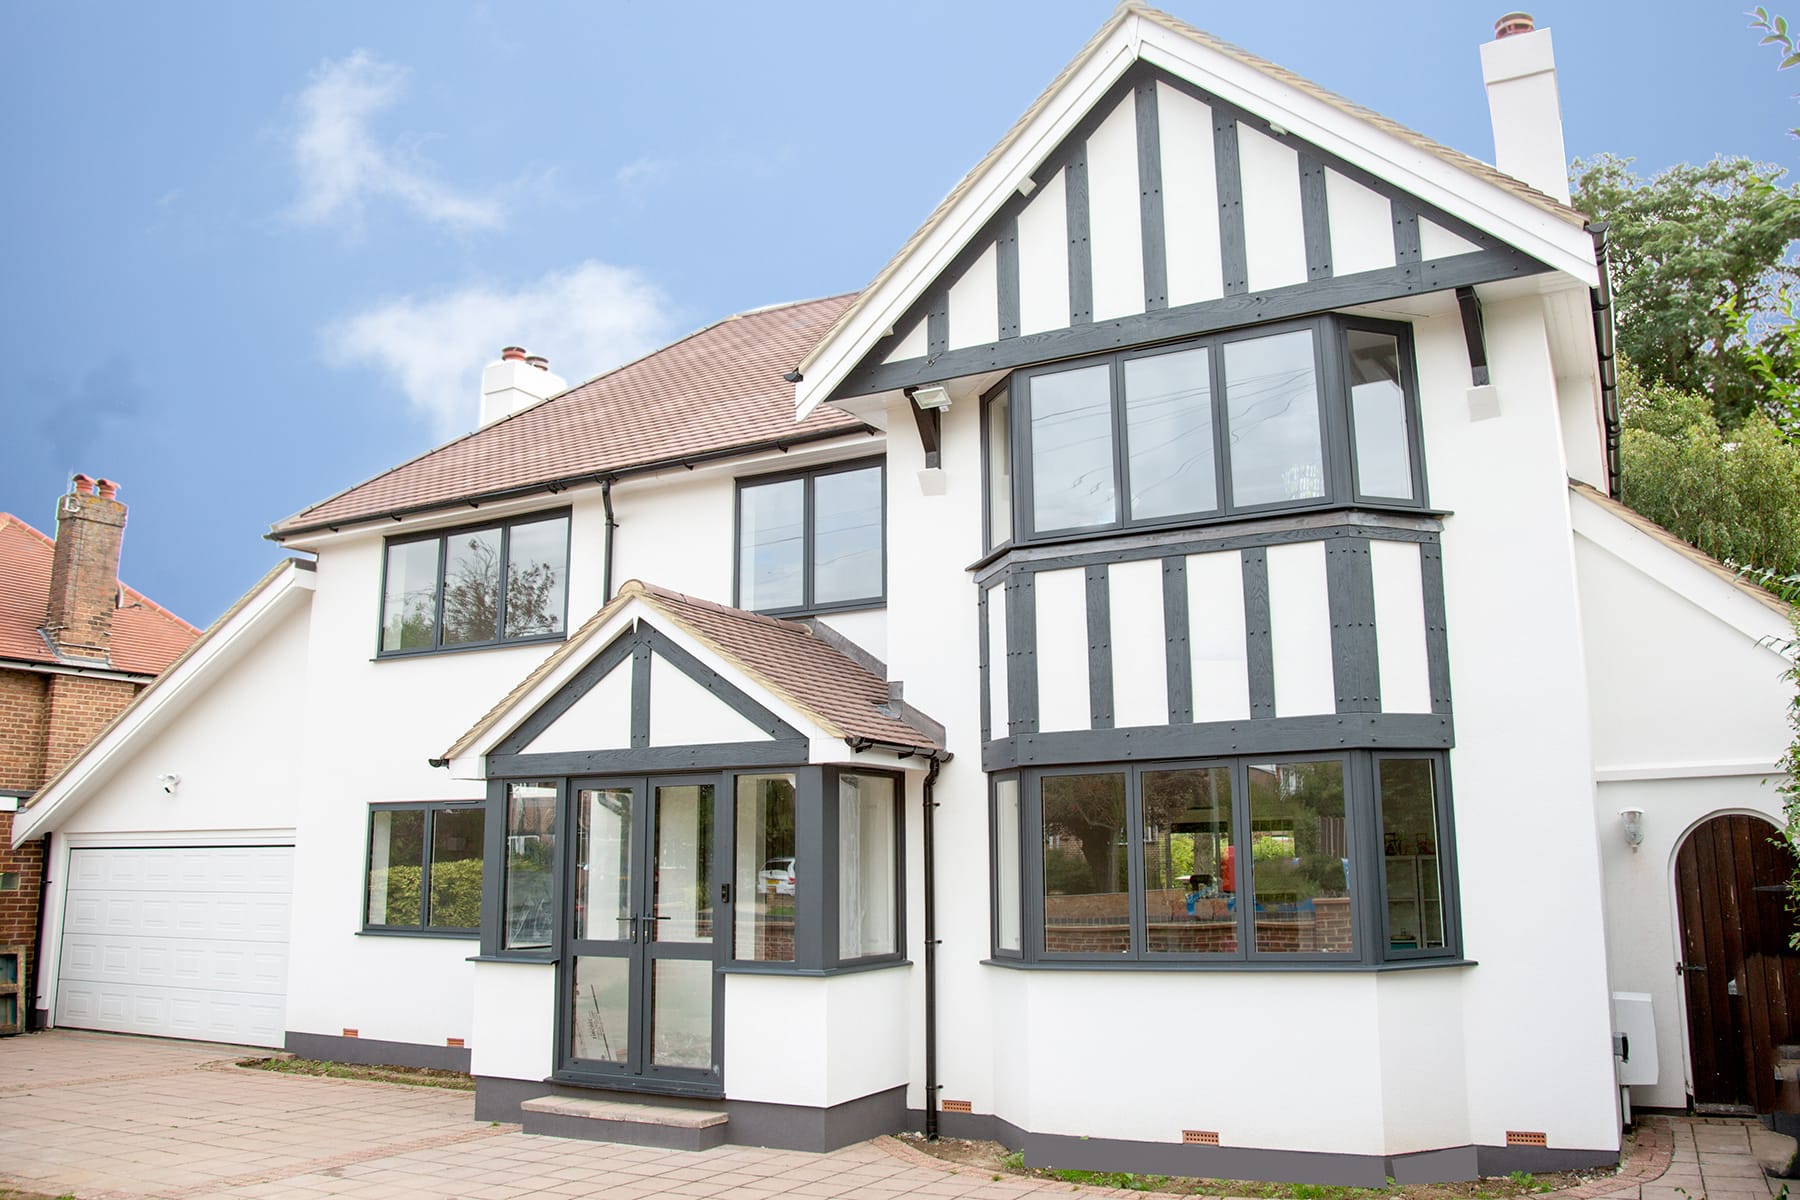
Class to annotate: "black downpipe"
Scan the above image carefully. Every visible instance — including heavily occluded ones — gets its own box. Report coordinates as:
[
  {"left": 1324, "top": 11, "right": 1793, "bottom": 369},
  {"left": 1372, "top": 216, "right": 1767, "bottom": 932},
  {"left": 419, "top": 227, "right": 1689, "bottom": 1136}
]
[
  {"left": 1588, "top": 222, "right": 1622, "bottom": 499},
  {"left": 601, "top": 479, "right": 618, "bottom": 602},
  {"left": 28, "top": 832, "right": 50, "bottom": 1030},
  {"left": 921, "top": 753, "right": 943, "bottom": 1140}
]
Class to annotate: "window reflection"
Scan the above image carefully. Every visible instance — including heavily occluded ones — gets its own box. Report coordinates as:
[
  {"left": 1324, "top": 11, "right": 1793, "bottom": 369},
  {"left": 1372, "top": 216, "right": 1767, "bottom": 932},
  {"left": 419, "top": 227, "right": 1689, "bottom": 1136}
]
[
  {"left": 1041, "top": 772, "right": 1129, "bottom": 954},
  {"left": 735, "top": 774, "right": 797, "bottom": 962},
  {"left": 1348, "top": 331, "right": 1413, "bottom": 500},
  {"left": 1380, "top": 759, "right": 1444, "bottom": 951},
  {"left": 1125, "top": 348, "right": 1217, "bottom": 520},
  {"left": 1142, "top": 767, "right": 1236, "bottom": 953},
  {"left": 813, "top": 467, "right": 883, "bottom": 605},
  {"left": 1224, "top": 330, "right": 1325, "bottom": 507},
  {"left": 504, "top": 782, "right": 558, "bottom": 950},
  {"left": 738, "top": 479, "right": 805, "bottom": 611},
  {"left": 1246, "top": 761, "right": 1352, "bottom": 955},
  {"left": 1030, "top": 364, "right": 1116, "bottom": 531}
]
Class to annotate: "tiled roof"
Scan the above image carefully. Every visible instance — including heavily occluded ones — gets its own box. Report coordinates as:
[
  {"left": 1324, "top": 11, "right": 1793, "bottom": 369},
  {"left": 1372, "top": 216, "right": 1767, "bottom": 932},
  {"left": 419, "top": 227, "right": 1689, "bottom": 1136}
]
[
  {"left": 444, "top": 580, "right": 944, "bottom": 764},
  {"left": 0, "top": 513, "right": 200, "bottom": 676},
  {"left": 273, "top": 295, "right": 869, "bottom": 537}
]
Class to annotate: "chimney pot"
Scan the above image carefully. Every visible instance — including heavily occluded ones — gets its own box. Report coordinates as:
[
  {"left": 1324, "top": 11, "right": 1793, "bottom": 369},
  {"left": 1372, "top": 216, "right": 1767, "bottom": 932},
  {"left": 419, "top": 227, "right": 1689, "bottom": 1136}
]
[
  {"left": 1494, "top": 11, "right": 1535, "bottom": 37},
  {"left": 525, "top": 355, "right": 550, "bottom": 372},
  {"left": 95, "top": 478, "right": 119, "bottom": 500},
  {"left": 71, "top": 473, "right": 94, "bottom": 496},
  {"left": 501, "top": 346, "right": 528, "bottom": 362}
]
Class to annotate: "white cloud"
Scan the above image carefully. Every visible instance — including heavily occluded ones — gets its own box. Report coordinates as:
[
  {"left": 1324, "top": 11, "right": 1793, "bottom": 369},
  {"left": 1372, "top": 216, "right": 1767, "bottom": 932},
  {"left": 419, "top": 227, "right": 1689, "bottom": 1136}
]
[
  {"left": 291, "top": 50, "right": 502, "bottom": 232},
  {"left": 324, "top": 261, "right": 680, "bottom": 435}
]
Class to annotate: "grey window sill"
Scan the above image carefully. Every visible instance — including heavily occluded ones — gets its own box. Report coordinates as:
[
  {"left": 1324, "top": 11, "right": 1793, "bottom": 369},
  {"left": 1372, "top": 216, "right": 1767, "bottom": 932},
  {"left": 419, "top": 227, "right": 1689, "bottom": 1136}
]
[
  {"left": 358, "top": 928, "right": 479, "bottom": 941},
  {"left": 719, "top": 958, "right": 912, "bottom": 978},
  {"left": 980, "top": 956, "right": 1476, "bottom": 974}
]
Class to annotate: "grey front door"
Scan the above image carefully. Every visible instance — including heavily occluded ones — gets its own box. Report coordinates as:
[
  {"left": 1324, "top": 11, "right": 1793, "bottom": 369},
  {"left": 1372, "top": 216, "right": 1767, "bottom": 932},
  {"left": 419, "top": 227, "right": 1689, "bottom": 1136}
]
[{"left": 560, "top": 776, "right": 720, "bottom": 1090}]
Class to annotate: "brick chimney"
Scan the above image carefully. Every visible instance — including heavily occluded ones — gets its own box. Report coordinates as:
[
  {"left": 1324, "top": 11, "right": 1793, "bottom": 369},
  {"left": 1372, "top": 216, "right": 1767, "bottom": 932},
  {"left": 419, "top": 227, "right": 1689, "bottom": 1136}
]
[{"left": 43, "top": 474, "right": 128, "bottom": 662}]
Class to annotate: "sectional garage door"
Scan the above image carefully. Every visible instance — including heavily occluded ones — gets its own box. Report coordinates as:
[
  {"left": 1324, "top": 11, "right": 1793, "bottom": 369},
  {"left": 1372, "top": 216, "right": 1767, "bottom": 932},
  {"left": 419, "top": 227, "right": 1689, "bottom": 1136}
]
[{"left": 55, "top": 846, "right": 293, "bottom": 1047}]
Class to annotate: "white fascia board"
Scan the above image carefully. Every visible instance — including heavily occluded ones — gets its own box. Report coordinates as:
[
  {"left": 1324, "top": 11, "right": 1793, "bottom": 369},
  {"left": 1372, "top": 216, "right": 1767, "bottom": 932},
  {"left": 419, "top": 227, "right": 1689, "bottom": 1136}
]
[
  {"left": 1570, "top": 489, "right": 1791, "bottom": 651},
  {"left": 1135, "top": 27, "right": 1597, "bottom": 287},
  {"left": 1593, "top": 760, "right": 1780, "bottom": 783},
  {"left": 793, "top": 20, "right": 1143, "bottom": 419},
  {"left": 12, "top": 564, "right": 316, "bottom": 846}
]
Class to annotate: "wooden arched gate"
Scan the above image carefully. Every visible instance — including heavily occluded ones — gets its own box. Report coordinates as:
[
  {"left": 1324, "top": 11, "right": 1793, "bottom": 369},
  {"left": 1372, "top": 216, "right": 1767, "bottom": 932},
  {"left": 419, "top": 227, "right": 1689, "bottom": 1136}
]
[{"left": 1674, "top": 813, "right": 1799, "bottom": 1112}]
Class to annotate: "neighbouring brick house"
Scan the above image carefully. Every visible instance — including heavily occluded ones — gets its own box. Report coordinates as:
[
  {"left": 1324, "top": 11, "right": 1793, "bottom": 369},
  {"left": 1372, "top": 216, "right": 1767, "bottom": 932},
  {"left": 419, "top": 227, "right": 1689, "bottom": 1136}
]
[{"left": 0, "top": 475, "right": 199, "bottom": 1031}]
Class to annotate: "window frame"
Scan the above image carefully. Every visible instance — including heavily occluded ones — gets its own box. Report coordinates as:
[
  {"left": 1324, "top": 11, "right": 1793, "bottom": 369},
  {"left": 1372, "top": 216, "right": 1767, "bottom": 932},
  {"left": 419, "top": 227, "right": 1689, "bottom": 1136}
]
[
  {"left": 733, "top": 456, "right": 887, "bottom": 617},
  {"left": 996, "top": 749, "right": 1460, "bottom": 968},
  {"left": 375, "top": 509, "right": 573, "bottom": 658},
  {"left": 824, "top": 766, "right": 908, "bottom": 969},
  {"left": 993, "top": 315, "right": 1424, "bottom": 552},
  {"left": 362, "top": 800, "right": 486, "bottom": 938}
]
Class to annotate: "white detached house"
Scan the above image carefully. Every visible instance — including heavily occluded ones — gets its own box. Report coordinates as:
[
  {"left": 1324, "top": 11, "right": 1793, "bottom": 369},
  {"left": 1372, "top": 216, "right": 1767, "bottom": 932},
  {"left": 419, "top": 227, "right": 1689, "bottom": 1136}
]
[{"left": 16, "top": 5, "right": 1798, "bottom": 1183}]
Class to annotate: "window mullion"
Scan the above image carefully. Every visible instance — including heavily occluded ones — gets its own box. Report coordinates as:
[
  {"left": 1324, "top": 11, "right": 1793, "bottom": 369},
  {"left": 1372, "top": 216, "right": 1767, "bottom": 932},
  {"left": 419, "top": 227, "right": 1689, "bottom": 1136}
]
[
  {"left": 1112, "top": 356, "right": 1130, "bottom": 529},
  {"left": 431, "top": 536, "right": 448, "bottom": 651},
  {"left": 803, "top": 477, "right": 817, "bottom": 610},
  {"left": 1232, "top": 758, "right": 1251, "bottom": 960},
  {"left": 495, "top": 524, "right": 511, "bottom": 641},
  {"left": 418, "top": 809, "right": 433, "bottom": 930},
  {"left": 1210, "top": 339, "right": 1235, "bottom": 515},
  {"left": 1126, "top": 766, "right": 1147, "bottom": 960}
]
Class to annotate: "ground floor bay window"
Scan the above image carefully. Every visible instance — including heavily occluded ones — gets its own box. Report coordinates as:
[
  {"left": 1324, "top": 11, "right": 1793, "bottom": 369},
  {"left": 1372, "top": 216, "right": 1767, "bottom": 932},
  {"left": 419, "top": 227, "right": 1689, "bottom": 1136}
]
[{"left": 990, "top": 751, "right": 1458, "bottom": 966}]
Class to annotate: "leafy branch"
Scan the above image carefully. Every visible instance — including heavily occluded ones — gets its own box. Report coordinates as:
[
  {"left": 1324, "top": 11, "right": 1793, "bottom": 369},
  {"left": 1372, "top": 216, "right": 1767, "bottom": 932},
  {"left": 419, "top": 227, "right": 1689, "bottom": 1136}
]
[{"left": 1751, "top": 7, "right": 1800, "bottom": 135}]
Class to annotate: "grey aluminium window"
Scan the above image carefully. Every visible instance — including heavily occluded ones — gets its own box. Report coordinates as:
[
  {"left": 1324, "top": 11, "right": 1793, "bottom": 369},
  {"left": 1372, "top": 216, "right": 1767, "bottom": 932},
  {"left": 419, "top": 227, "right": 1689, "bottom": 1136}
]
[
  {"left": 364, "top": 802, "right": 486, "bottom": 936},
  {"left": 378, "top": 511, "right": 571, "bottom": 656},
  {"left": 735, "top": 458, "right": 885, "bottom": 615}
]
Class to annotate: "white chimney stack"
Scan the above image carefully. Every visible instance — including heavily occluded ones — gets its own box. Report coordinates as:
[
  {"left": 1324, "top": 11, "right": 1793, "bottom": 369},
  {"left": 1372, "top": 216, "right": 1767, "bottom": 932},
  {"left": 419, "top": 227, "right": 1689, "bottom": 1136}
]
[
  {"left": 480, "top": 345, "right": 568, "bottom": 427},
  {"left": 1480, "top": 13, "right": 1571, "bottom": 205}
]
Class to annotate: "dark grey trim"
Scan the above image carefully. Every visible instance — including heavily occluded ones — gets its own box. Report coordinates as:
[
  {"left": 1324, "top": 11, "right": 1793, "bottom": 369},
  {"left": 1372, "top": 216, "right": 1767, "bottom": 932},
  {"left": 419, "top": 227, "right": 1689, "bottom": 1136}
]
[
  {"left": 908, "top": 393, "right": 944, "bottom": 470},
  {"left": 361, "top": 800, "right": 485, "bottom": 936},
  {"left": 1455, "top": 284, "right": 1491, "bottom": 387},
  {"left": 639, "top": 626, "right": 801, "bottom": 741},
  {"left": 284, "top": 1031, "right": 471, "bottom": 1073},
  {"left": 1162, "top": 556, "right": 1192, "bottom": 724},
  {"left": 982, "top": 712, "right": 1453, "bottom": 771},
  {"left": 1326, "top": 538, "right": 1379, "bottom": 713},
  {"left": 1135, "top": 76, "right": 1168, "bottom": 312},
  {"left": 1393, "top": 202, "right": 1422, "bottom": 267},
  {"left": 488, "top": 741, "right": 807, "bottom": 779},
  {"left": 1420, "top": 543, "right": 1453, "bottom": 715},
  {"left": 835, "top": 245, "right": 1539, "bottom": 403},
  {"left": 821, "top": 766, "right": 907, "bottom": 969},
  {"left": 475, "top": 1077, "right": 907, "bottom": 1152},
  {"left": 494, "top": 633, "right": 637, "bottom": 755},
  {"left": 978, "top": 586, "right": 992, "bottom": 745},
  {"left": 1004, "top": 572, "right": 1038, "bottom": 735},
  {"left": 1474, "top": 1145, "right": 1620, "bottom": 1177},
  {"left": 629, "top": 639, "right": 651, "bottom": 749},
  {"left": 1085, "top": 564, "right": 1113, "bottom": 730},
  {"left": 981, "top": 955, "right": 1477, "bottom": 974},
  {"left": 732, "top": 456, "right": 886, "bottom": 618},
  {"left": 716, "top": 958, "right": 911, "bottom": 977},
  {"left": 996, "top": 217, "right": 1021, "bottom": 340},
  {"left": 1065, "top": 155, "right": 1093, "bottom": 327},
  {"left": 1241, "top": 547, "right": 1274, "bottom": 719},
  {"left": 926, "top": 293, "right": 949, "bottom": 358},
  {"left": 1213, "top": 108, "right": 1247, "bottom": 296},
  {"left": 1299, "top": 152, "right": 1332, "bottom": 280}
]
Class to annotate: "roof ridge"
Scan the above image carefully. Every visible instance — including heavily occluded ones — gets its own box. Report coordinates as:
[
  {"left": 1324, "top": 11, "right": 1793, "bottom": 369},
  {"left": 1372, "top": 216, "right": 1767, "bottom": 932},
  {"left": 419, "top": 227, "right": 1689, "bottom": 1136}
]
[
  {"left": 116, "top": 581, "right": 203, "bottom": 633},
  {"left": 633, "top": 581, "right": 827, "bottom": 643}
]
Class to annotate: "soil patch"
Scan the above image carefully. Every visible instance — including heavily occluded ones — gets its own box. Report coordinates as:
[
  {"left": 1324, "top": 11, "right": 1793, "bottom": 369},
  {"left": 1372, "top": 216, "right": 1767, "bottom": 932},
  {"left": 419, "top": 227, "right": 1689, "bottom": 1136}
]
[{"left": 237, "top": 1055, "right": 476, "bottom": 1091}]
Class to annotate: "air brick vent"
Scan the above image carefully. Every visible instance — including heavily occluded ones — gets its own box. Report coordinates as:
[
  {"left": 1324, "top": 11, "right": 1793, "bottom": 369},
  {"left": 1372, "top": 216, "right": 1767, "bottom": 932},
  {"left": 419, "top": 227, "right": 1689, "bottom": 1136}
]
[
  {"left": 341, "top": 1028, "right": 359, "bottom": 1038},
  {"left": 941, "top": 1099, "right": 973, "bottom": 1113},
  {"left": 446, "top": 1037, "right": 465, "bottom": 1048},
  {"left": 1183, "top": 1130, "right": 1221, "bottom": 1145},
  {"left": 1506, "top": 1131, "right": 1548, "bottom": 1147}
]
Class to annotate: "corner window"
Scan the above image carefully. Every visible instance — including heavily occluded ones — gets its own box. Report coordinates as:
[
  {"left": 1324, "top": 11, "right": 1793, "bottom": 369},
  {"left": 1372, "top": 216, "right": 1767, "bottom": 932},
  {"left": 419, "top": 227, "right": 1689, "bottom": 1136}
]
[
  {"left": 736, "top": 459, "right": 884, "bottom": 614},
  {"left": 837, "top": 772, "right": 898, "bottom": 961},
  {"left": 365, "top": 802, "right": 485, "bottom": 935},
  {"left": 990, "top": 316, "right": 1423, "bottom": 549},
  {"left": 379, "top": 512, "right": 570, "bottom": 655},
  {"left": 994, "top": 751, "right": 1456, "bottom": 967}
]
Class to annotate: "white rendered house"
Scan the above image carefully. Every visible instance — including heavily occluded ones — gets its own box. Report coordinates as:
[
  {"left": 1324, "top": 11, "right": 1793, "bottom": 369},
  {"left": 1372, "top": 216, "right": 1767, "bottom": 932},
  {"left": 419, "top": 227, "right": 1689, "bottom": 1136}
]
[{"left": 16, "top": 5, "right": 1799, "bottom": 1182}]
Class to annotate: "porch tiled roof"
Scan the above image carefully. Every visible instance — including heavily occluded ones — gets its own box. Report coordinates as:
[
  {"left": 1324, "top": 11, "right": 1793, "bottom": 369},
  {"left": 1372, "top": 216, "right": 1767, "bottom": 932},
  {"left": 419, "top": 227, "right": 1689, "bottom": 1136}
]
[
  {"left": 0, "top": 513, "right": 200, "bottom": 675},
  {"left": 443, "top": 580, "right": 944, "bottom": 765},
  {"left": 272, "top": 295, "right": 869, "bottom": 537}
]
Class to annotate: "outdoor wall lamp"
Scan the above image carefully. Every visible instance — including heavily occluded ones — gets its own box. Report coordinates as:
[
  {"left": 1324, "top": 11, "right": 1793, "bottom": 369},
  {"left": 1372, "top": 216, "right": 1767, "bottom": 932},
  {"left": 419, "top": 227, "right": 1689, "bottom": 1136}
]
[
  {"left": 911, "top": 384, "right": 953, "bottom": 411},
  {"left": 157, "top": 772, "right": 182, "bottom": 796},
  {"left": 1619, "top": 807, "right": 1644, "bottom": 851}
]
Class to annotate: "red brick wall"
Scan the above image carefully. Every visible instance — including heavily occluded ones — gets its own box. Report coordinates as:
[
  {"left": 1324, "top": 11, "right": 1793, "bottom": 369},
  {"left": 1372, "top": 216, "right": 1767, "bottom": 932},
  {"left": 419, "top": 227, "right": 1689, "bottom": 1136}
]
[
  {"left": 0, "top": 670, "right": 49, "bottom": 792},
  {"left": 0, "top": 811, "right": 43, "bottom": 949},
  {"left": 43, "top": 675, "right": 138, "bottom": 778}
]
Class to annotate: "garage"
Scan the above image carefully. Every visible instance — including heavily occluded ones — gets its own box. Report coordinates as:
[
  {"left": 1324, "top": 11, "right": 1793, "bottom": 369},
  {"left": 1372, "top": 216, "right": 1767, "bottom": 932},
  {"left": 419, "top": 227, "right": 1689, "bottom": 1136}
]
[{"left": 55, "top": 845, "right": 293, "bottom": 1047}]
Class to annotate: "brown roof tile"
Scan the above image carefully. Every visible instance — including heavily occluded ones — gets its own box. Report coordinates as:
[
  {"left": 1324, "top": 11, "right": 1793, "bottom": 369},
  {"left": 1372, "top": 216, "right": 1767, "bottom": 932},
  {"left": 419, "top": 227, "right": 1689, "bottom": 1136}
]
[{"left": 274, "top": 295, "right": 869, "bottom": 537}]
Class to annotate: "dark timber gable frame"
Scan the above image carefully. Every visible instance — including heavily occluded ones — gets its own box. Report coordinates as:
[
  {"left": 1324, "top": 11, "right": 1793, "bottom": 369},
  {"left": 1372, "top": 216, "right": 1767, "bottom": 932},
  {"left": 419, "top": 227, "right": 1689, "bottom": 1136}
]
[{"left": 831, "top": 62, "right": 1549, "bottom": 404}]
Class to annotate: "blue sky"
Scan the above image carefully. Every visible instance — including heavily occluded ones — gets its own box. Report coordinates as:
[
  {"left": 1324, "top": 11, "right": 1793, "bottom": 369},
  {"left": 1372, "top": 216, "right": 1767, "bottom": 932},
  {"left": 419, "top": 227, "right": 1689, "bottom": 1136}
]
[{"left": 1, "top": 1, "right": 1794, "bottom": 627}]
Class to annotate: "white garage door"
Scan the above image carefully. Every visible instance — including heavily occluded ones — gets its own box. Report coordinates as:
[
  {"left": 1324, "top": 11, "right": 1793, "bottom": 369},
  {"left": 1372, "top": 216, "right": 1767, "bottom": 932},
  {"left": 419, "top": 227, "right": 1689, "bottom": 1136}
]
[{"left": 56, "top": 845, "right": 293, "bottom": 1047}]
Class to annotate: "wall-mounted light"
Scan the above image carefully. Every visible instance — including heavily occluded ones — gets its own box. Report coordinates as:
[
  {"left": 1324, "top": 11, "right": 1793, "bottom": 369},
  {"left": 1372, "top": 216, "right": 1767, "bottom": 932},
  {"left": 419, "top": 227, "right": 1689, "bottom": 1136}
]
[
  {"left": 1619, "top": 807, "right": 1644, "bottom": 851},
  {"left": 911, "top": 384, "right": 953, "bottom": 412},
  {"left": 157, "top": 772, "right": 182, "bottom": 796}
]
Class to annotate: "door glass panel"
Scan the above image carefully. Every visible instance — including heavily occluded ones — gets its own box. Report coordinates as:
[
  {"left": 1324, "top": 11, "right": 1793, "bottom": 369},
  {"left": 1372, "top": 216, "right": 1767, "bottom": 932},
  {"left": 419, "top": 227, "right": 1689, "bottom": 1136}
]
[
  {"left": 570, "top": 956, "right": 630, "bottom": 1064},
  {"left": 1246, "top": 760, "right": 1353, "bottom": 955},
  {"left": 1041, "top": 772, "right": 1129, "bottom": 955},
  {"left": 1142, "top": 766, "right": 1237, "bottom": 954},
  {"left": 735, "top": 774, "right": 797, "bottom": 962},
  {"left": 575, "top": 788, "right": 634, "bottom": 942},
  {"left": 653, "top": 785, "right": 713, "bottom": 944},
  {"left": 651, "top": 959, "right": 713, "bottom": 1070}
]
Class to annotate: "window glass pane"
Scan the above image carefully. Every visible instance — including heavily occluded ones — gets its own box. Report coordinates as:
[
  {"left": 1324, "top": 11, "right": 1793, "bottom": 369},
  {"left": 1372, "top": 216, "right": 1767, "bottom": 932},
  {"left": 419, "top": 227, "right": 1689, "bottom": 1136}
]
[
  {"left": 1348, "top": 331, "right": 1414, "bottom": 500},
  {"left": 1224, "top": 329, "right": 1325, "bottom": 507},
  {"left": 1124, "top": 348, "right": 1217, "bottom": 520},
  {"left": 1142, "top": 767, "right": 1236, "bottom": 954},
  {"left": 504, "top": 516, "right": 569, "bottom": 638},
  {"left": 838, "top": 774, "right": 897, "bottom": 959},
  {"left": 1029, "top": 364, "right": 1116, "bottom": 531},
  {"left": 381, "top": 540, "right": 439, "bottom": 652},
  {"left": 739, "top": 480, "right": 804, "bottom": 611},
  {"left": 1041, "top": 772, "right": 1129, "bottom": 955},
  {"left": 1380, "top": 759, "right": 1445, "bottom": 951},
  {"left": 427, "top": 807, "right": 484, "bottom": 929},
  {"left": 367, "top": 809, "right": 425, "bottom": 926},
  {"left": 441, "top": 526, "right": 502, "bottom": 645},
  {"left": 571, "top": 955, "right": 629, "bottom": 1064},
  {"left": 813, "top": 467, "right": 883, "bottom": 605},
  {"left": 1246, "top": 761, "right": 1352, "bottom": 955},
  {"left": 734, "top": 774, "right": 797, "bottom": 962},
  {"left": 995, "top": 778, "right": 1021, "bottom": 953},
  {"left": 504, "top": 782, "right": 558, "bottom": 950},
  {"left": 651, "top": 958, "right": 713, "bottom": 1069},
  {"left": 654, "top": 784, "right": 713, "bottom": 944},
  {"left": 575, "top": 788, "right": 634, "bottom": 942},
  {"left": 987, "top": 390, "right": 1012, "bottom": 548}
]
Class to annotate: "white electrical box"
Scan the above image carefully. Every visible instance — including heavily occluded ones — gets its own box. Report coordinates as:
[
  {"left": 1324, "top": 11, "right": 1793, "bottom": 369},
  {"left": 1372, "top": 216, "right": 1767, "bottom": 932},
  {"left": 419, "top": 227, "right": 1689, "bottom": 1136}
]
[{"left": 1612, "top": 991, "right": 1659, "bottom": 1087}]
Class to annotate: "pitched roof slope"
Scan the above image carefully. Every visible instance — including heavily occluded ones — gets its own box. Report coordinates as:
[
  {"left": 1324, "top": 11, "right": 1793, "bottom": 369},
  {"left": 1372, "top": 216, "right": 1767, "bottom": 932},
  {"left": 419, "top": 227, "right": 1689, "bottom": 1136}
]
[
  {"left": 0, "top": 513, "right": 200, "bottom": 675},
  {"left": 443, "top": 580, "right": 944, "bottom": 764},
  {"left": 273, "top": 295, "right": 868, "bottom": 537}
]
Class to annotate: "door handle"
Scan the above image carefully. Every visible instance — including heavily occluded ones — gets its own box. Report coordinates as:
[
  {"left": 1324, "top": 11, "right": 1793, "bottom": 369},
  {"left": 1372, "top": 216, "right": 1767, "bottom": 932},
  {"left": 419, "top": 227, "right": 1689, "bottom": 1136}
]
[{"left": 1677, "top": 961, "right": 1705, "bottom": 975}]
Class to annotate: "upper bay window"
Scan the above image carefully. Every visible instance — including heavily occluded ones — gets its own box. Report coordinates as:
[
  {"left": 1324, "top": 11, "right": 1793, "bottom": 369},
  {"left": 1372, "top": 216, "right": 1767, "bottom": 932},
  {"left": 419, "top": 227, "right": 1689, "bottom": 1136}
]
[
  {"left": 983, "top": 316, "right": 1422, "bottom": 549},
  {"left": 736, "top": 458, "right": 884, "bottom": 615},
  {"left": 379, "top": 512, "right": 571, "bottom": 656}
]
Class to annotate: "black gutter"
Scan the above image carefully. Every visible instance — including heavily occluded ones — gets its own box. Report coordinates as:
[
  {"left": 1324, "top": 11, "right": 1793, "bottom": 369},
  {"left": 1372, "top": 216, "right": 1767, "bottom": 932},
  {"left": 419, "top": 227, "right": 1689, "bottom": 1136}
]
[
  {"left": 267, "top": 424, "right": 879, "bottom": 542},
  {"left": 1588, "top": 222, "right": 1622, "bottom": 499},
  {"left": 601, "top": 479, "right": 618, "bottom": 603}
]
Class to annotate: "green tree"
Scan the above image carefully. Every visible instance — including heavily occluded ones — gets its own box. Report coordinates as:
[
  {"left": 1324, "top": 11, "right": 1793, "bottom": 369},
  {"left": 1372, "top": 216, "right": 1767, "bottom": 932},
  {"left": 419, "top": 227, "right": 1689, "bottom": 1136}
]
[
  {"left": 1618, "top": 360, "right": 1800, "bottom": 575},
  {"left": 1750, "top": 7, "right": 1799, "bottom": 138},
  {"left": 1572, "top": 154, "right": 1800, "bottom": 427}
]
